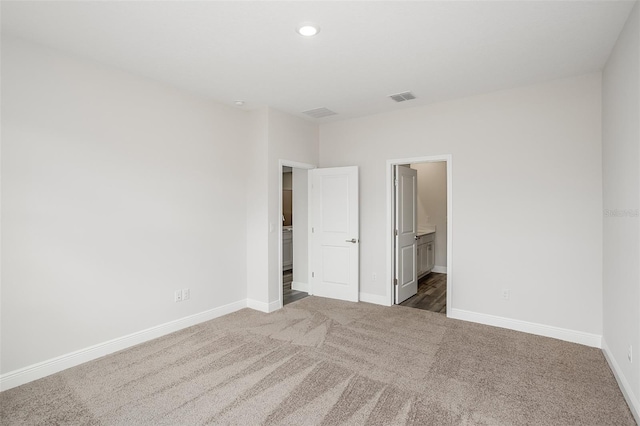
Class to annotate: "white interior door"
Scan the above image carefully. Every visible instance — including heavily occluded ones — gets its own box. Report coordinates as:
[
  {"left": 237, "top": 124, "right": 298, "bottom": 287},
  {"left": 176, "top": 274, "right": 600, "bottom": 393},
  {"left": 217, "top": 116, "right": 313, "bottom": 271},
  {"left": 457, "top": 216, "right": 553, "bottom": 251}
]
[
  {"left": 395, "top": 165, "right": 417, "bottom": 303},
  {"left": 309, "top": 166, "right": 359, "bottom": 302}
]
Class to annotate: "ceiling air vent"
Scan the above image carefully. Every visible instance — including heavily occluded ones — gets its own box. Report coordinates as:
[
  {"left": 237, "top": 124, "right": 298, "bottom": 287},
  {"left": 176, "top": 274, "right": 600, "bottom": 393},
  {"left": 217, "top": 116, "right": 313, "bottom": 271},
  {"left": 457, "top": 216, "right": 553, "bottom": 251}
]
[
  {"left": 302, "top": 107, "right": 337, "bottom": 119},
  {"left": 389, "top": 91, "right": 416, "bottom": 102}
]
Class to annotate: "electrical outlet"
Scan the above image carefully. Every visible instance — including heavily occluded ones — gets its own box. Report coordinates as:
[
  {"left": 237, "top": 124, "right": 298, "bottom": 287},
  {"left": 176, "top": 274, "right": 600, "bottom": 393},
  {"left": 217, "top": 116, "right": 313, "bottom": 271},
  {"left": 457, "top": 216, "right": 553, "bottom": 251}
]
[
  {"left": 174, "top": 290, "right": 182, "bottom": 302},
  {"left": 501, "top": 289, "right": 510, "bottom": 300},
  {"left": 372, "top": 273, "right": 377, "bottom": 281},
  {"left": 629, "top": 345, "right": 633, "bottom": 363},
  {"left": 182, "top": 288, "right": 190, "bottom": 301}
]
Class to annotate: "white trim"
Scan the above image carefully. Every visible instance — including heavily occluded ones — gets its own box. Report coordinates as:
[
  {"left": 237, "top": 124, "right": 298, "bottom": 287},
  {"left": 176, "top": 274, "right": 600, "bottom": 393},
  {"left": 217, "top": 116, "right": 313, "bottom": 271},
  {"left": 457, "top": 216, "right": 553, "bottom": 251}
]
[
  {"left": 278, "top": 160, "right": 316, "bottom": 312},
  {"left": 386, "top": 155, "right": 453, "bottom": 315},
  {"left": 0, "top": 300, "right": 247, "bottom": 392},
  {"left": 359, "top": 292, "right": 391, "bottom": 306},
  {"left": 281, "top": 160, "right": 317, "bottom": 171},
  {"left": 449, "top": 308, "right": 602, "bottom": 348},
  {"left": 602, "top": 339, "right": 640, "bottom": 424},
  {"left": 291, "top": 281, "right": 308, "bottom": 292},
  {"left": 308, "top": 170, "right": 313, "bottom": 297},
  {"left": 432, "top": 266, "right": 447, "bottom": 274},
  {"left": 247, "top": 298, "right": 281, "bottom": 313},
  {"left": 247, "top": 300, "right": 282, "bottom": 314},
  {"left": 246, "top": 298, "right": 267, "bottom": 312},
  {"left": 268, "top": 300, "right": 280, "bottom": 312}
]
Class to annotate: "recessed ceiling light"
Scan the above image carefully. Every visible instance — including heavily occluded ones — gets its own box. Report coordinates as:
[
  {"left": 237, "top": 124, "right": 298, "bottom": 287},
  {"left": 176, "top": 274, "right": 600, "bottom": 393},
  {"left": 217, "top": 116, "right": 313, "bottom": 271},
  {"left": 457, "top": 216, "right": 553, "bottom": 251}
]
[
  {"left": 296, "top": 22, "right": 320, "bottom": 37},
  {"left": 234, "top": 100, "right": 245, "bottom": 107}
]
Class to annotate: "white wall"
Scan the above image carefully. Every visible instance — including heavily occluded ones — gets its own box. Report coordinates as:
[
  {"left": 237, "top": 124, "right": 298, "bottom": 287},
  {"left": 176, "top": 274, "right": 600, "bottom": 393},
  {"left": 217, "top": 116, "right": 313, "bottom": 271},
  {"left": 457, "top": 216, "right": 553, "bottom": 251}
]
[
  {"left": 1, "top": 37, "right": 250, "bottom": 374},
  {"left": 266, "top": 109, "right": 319, "bottom": 305},
  {"left": 292, "top": 168, "right": 309, "bottom": 289},
  {"left": 245, "top": 108, "right": 270, "bottom": 307},
  {"left": 602, "top": 1, "right": 640, "bottom": 419},
  {"left": 411, "top": 162, "right": 447, "bottom": 269},
  {"left": 320, "top": 73, "right": 603, "bottom": 337}
]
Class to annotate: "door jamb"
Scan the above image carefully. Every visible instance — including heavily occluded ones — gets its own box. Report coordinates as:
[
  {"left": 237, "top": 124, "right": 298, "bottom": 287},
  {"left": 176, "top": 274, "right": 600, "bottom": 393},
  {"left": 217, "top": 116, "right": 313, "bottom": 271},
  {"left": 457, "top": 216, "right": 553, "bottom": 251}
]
[
  {"left": 386, "top": 155, "right": 452, "bottom": 315},
  {"left": 278, "top": 160, "right": 316, "bottom": 310}
]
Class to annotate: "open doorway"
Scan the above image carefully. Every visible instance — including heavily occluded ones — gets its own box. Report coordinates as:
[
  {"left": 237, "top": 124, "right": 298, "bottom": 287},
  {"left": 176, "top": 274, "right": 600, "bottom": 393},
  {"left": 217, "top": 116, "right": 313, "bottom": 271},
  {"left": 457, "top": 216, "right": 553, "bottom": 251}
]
[
  {"left": 388, "top": 155, "right": 452, "bottom": 316},
  {"left": 279, "top": 161, "right": 314, "bottom": 306},
  {"left": 281, "top": 167, "right": 306, "bottom": 305}
]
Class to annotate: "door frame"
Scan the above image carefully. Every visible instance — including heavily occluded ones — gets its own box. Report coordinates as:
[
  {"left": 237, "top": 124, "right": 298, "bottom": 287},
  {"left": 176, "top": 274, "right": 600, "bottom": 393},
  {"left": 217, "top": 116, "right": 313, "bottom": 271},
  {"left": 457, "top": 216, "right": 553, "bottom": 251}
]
[
  {"left": 386, "top": 155, "right": 453, "bottom": 315},
  {"left": 278, "top": 159, "right": 316, "bottom": 309}
]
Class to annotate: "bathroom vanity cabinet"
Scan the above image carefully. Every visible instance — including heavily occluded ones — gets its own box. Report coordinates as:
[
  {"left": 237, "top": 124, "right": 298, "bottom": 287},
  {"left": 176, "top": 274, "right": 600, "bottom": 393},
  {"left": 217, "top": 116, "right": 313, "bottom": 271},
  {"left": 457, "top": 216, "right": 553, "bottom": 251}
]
[
  {"left": 282, "top": 227, "right": 293, "bottom": 271},
  {"left": 416, "top": 232, "right": 435, "bottom": 278}
]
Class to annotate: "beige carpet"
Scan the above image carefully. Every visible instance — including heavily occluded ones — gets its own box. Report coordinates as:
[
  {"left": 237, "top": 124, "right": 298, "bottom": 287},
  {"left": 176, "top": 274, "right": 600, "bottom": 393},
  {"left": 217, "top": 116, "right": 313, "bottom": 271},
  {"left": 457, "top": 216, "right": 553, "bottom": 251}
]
[{"left": 1, "top": 296, "right": 635, "bottom": 425}]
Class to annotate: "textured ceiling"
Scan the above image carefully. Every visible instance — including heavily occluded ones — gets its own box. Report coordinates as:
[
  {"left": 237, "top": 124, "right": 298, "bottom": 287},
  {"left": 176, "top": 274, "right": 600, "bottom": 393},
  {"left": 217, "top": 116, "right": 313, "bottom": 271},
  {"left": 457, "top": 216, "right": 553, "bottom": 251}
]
[{"left": 1, "top": 1, "right": 635, "bottom": 122}]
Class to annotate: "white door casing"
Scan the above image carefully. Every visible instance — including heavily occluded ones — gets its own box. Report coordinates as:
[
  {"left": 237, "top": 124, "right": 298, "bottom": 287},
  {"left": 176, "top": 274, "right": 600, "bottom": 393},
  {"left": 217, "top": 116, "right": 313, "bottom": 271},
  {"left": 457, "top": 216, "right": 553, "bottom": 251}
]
[
  {"left": 395, "top": 165, "right": 418, "bottom": 303},
  {"left": 309, "top": 166, "right": 359, "bottom": 302},
  {"left": 278, "top": 160, "right": 315, "bottom": 309},
  {"left": 386, "top": 155, "right": 452, "bottom": 314}
]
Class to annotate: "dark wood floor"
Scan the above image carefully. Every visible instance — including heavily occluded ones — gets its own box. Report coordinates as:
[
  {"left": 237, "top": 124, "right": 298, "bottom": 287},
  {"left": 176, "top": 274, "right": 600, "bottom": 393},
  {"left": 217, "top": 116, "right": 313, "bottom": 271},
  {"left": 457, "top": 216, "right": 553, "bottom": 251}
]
[
  {"left": 283, "top": 269, "right": 308, "bottom": 305},
  {"left": 399, "top": 272, "right": 447, "bottom": 313}
]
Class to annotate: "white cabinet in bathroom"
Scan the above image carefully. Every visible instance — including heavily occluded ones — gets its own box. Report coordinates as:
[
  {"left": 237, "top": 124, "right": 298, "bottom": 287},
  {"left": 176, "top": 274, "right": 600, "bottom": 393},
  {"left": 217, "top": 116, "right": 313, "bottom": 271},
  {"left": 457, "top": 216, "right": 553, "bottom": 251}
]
[
  {"left": 416, "top": 232, "right": 435, "bottom": 278},
  {"left": 282, "top": 228, "right": 293, "bottom": 271},
  {"left": 417, "top": 241, "right": 427, "bottom": 277},
  {"left": 426, "top": 239, "right": 435, "bottom": 272}
]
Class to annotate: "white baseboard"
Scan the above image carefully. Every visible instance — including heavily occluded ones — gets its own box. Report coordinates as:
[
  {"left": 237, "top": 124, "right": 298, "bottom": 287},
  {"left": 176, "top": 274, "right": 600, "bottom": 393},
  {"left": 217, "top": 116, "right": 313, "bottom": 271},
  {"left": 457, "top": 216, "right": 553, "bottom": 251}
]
[
  {"left": 247, "top": 298, "right": 269, "bottom": 312},
  {"left": 0, "top": 299, "right": 248, "bottom": 392},
  {"left": 432, "top": 265, "right": 447, "bottom": 274},
  {"left": 602, "top": 339, "right": 640, "bottom": 424},
  {"left": 247, "top": 298, "right": 281, "bottom": 313},
  {"left": 268, "top": 300, "right": 281, "bottom": 312},
  {"left": 291, "top": 281, "right": 308, "bottom": 292},
  {"left": 359, "top": 292, "right": 391, "bottom": 306},
  {"left": 449, "top": 308, "right": 602, "bottom": 348}
]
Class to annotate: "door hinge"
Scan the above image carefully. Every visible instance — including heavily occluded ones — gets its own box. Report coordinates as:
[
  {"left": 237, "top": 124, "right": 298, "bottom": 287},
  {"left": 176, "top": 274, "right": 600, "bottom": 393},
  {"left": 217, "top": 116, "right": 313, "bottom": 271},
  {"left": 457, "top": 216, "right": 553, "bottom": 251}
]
[
  {"left": 394, "top": 179, "right": 398, "bottom": 187},
  {"left": 395, "top": 229, "right": 398, "bottom": 236},
  {"left": 394, "top": 278, "right": 398, "bottom": 286},
  {"left": 312, "top": 227, "right": 315, "bottom": 233},
  {"left": 312, "top": 272, "right": 315, "bottom": 278}
]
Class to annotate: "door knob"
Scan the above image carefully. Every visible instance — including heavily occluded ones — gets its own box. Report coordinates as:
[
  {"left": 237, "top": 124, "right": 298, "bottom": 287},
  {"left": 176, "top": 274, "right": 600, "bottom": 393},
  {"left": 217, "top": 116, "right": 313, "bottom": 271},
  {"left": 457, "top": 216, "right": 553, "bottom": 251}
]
[{"left": 345, "top": 238, "right": 358, "bottom": 243}]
